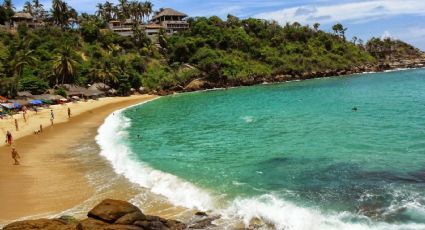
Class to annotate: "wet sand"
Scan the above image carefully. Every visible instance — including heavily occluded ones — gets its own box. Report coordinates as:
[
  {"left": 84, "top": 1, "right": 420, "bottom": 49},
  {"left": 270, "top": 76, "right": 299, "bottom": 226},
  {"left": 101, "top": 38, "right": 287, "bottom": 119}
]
[{"left": 0, "top": 95, "right": 158, "bottom": 224}]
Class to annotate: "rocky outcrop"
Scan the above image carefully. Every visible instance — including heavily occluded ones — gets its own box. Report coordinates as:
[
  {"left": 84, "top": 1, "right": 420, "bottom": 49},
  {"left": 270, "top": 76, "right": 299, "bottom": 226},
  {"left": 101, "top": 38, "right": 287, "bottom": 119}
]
[
  {"left": 150, "top": 56, "right": 425, "bottom": 96},
  {"left": 184, "top": 79, "right": 210, "bottom": 92},
  {"left": 3, "top": 199, "right": 186, "bottom": 230}
]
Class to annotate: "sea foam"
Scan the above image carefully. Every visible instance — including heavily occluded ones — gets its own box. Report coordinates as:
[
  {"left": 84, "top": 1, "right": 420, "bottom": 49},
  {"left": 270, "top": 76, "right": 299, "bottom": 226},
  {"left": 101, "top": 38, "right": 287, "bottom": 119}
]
[
  {"left": 96, "top": 101, "right": 425, "bottom": 230},
  {"left": 95, "top": 101, "right": 215, "bottom": 211}
]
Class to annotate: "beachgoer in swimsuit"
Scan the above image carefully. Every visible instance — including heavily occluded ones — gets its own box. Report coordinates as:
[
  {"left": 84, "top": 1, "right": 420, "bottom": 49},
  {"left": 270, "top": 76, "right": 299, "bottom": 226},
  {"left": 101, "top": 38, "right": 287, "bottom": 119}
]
[
  {"left": 11, "top": 147, "right": 20, "bottom": 165},
  {"left": 5, "top": 131, "right": 12, "bottom": 145}
]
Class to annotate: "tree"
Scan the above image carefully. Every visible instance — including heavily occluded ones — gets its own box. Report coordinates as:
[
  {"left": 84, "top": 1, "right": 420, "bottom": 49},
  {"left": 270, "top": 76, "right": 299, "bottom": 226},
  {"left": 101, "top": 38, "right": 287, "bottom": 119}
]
[
  {"left": 52, "top": 46, "right": 78, "bottom": 84},
  {"left": 23, "top": 1, "right": 33, "bottom": 15},
  {"left": 0, "top": 0, "right": 15, "bottom": 24},
  {"left": 9, "top": 43, "right": 37, "bottom": 95},
  {"left": 51, "top": 0, "right": 73, "bottom": 28},
  {"left": 332, "top": 23, "right": 347, "bottom": 40},
  {"left": 32, "top": 0, "right": 45, "bottom": 19},
  {"left": 313, "top": 23, "right": 320, "bottom": 31}
]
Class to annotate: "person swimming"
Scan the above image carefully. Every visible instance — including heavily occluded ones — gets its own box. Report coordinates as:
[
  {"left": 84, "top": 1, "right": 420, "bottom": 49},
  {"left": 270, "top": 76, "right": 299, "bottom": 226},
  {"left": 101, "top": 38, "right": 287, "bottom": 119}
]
[{"left": 352, "top": 107, "right": 358, "bottom": 111}]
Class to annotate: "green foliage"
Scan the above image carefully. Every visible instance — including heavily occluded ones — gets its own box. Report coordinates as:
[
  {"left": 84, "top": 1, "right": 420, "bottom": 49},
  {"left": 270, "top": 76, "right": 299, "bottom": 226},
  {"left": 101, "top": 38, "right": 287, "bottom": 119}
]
[
  {"left": 55, "top": 87, "right": 67, "bottom": 97},
  {"left": 0, "top": 1, "right": 419, "bottom": 96},
  {"left": 79, "top": 20, "right": 100, "bottom": 43},
  {"left": 19, "top": 75, "right": 49, "bottom": 94}
]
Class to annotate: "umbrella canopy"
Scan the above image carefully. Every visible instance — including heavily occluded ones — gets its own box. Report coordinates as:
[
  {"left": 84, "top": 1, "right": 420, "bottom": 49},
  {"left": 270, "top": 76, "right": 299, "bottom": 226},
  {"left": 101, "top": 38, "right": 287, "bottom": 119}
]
[
  {"left": 29, "top": 100, "right": 43, "bottom": 105},
  {"left": 1, "top": 103, "right": 15, "bottom": 109},
  {"left": 13, "top": 102, "right": 22, "bottom": 109},
  {"left": 41, "top": 99, "right": 53, "bottom": 104}
]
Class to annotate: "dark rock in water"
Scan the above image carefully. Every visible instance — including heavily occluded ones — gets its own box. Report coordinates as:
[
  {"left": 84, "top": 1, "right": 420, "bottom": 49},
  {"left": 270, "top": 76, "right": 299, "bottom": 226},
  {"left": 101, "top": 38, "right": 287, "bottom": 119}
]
[
  {"left": 3, "top": 219, "right": 77, "bottom": 230},
  {"left": 4, "top": 199, "right": 187, "bottom": 230},
  {"left": 194, "top": 211, "right": 208, "bottom": 217},
  {"left": 188, "top": 214, "right": 220, "bottom": 229},
  {"left": 88, "top": 199, "right": 141, "bottom": 223}
]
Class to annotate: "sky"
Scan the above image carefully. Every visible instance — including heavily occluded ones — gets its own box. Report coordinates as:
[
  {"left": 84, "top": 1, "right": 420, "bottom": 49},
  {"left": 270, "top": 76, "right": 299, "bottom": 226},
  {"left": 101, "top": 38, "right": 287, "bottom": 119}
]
[{"left": 10, "top": 0, "right": 425, "bottom": 50}]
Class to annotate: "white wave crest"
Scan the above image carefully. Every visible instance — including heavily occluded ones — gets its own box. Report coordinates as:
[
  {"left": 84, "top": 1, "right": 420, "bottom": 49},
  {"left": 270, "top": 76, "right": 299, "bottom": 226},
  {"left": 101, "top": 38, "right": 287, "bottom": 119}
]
[
  {"left": 95, "top": 103, "right": 215, "bottom": 211},
  {"left": 222, "top": 194, "right": 425, "bottom": 230},
  {"left": 96, "top": 100, "right": 425, "bottom": 230}
]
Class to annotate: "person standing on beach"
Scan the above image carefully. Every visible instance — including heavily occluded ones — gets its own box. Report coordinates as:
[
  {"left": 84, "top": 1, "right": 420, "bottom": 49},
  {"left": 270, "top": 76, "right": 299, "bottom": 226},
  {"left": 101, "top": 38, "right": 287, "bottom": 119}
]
[
  {"left": 5, "top": 131, "right": 12, "bottom": 145},
  {"left": 50, "top": 109, "right": 54, "bottom": 125},
  {"left": 67, "top": 107, "right": 71, "bottom": 118},
  {"left": 23, "top": 110, "right": 27, "bottom": 122},
  {"left": 14, "top": 119, "right": 19, "bottom": 131},
  {"left": 11, "top": 147, "right": 20, "bottom": 165},
  {"left": 40, "top": 124, "right": 43, "bottom": 133}
]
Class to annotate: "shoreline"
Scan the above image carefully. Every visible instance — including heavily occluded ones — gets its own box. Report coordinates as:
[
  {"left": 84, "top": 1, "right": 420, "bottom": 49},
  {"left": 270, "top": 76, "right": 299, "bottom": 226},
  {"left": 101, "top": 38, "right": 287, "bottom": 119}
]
[
  {"left": 0, "top": 95, "right": 158, "bottom": 225},
  {"left": 157, "top": 64, "right": 425, "bottom": 95}
]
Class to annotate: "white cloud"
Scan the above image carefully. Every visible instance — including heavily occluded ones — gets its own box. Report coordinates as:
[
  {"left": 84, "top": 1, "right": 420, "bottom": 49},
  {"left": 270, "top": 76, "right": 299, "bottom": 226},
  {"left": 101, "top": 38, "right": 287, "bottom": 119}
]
[{"left": 254, "top": 0, "right": 425, "bottom": 25}]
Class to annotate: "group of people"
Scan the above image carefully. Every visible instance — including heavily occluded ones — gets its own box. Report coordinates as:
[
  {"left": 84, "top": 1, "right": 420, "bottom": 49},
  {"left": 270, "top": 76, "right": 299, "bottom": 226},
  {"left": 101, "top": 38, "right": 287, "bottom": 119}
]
[
  {"left": 4, "top": 106, "right": 72, "bottom": 166},
  {"left": 5, "top": 131, "right": 19, "bottom": 165}
]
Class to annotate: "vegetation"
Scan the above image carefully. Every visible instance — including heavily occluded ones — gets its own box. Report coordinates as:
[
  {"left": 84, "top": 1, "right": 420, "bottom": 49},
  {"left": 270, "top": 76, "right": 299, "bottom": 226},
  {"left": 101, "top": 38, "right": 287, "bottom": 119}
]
[{"left": 0, "top": 0, "right": 422, "bottom": 98}]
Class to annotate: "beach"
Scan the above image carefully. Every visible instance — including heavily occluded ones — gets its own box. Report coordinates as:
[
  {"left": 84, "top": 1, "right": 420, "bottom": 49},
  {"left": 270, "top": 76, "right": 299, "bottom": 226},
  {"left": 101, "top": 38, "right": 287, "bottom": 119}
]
[{"left": 0, "top": 95, "right": 159, "bottom": 224}]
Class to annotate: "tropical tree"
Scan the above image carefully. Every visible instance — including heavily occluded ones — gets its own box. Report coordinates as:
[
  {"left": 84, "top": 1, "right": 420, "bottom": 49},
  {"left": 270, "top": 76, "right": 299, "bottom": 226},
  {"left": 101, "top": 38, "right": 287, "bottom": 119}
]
[
  {"left": 313, "top": 22, "right": 320, "bottom": 31},
  {"left": 142, "top": 1, "right": 153, "bottom": 22},
  {"left": 51, "top": 0, "right": 73, "bottom": 28},
  {"left": 32, "top": 0, "right": 45, "bottom": 19},
  {"left": 23, "top": 1, "right": 33, "bottom": 15},
  {"left": 3, "top": 0, "right": 14, "bottom": 10},
  {"left": 9, "top": 43, "right": 37, "bottom": 95},
  {"left": 332, "top": 23, "right": 347, "bottom": 40},
  {"left": 95, "top": 3, "right": 104, "bottom": 19},
  {"left": 52, "top": 46, "right": 78, "bottom": 84}
]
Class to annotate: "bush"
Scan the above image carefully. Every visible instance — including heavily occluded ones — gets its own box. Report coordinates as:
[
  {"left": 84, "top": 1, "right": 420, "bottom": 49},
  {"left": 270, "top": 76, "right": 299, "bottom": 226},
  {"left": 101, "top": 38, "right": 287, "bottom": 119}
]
[
  {"left": 19, "top": 76, "right": 49, "bottom": 95},
  {"left": 55, "top": 87, "right": 67, "bottom": 98}
]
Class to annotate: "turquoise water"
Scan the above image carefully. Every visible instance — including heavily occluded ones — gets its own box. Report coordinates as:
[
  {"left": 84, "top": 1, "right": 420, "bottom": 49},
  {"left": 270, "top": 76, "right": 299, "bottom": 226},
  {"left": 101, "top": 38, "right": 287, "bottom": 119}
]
[{"left": 117, "top": 69, "right": 425, "bottom": 229}]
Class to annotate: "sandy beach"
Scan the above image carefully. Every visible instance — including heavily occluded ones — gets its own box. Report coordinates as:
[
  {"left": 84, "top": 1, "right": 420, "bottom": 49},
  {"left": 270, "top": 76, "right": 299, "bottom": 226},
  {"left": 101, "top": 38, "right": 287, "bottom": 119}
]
[{"left": 0, "top": 95, "right": 158, "bottom": 224}]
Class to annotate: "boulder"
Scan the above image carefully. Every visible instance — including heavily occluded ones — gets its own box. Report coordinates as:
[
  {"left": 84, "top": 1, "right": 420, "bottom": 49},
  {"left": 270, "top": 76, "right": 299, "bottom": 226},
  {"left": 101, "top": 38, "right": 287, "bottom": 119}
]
[
  {"left": 184, "top": 79, "right": 208, "bottom": 91},
  {"left": 4, "top": 199, "right": 187, "bottom": 230},
  {"left": 115, "top": 211, "right": 146, "bottom": 225},
  {"left": 88, "top": 199, "right": 142, "bottom": 223},
  {"left": 3, "top": 219, "right": 76, "bottom": 230},
  {"left": 76, "top": 218, "right": 143, "bottom": 230}
]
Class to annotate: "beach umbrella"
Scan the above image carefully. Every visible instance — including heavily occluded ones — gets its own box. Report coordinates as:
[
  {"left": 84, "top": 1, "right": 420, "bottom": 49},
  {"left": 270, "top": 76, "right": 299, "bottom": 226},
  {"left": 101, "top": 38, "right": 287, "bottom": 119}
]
[
  {"left": 1, "top": 103, "right": 15, "bottom": 109},
  {"left": 41, "top": 99, "right": 53, "bottom": 104},
  {"left": 29, "top": 100, "right": 43, "bottom": 105},
  {"left": 13, "top": 102, "right": 22, "bottom": 109}
]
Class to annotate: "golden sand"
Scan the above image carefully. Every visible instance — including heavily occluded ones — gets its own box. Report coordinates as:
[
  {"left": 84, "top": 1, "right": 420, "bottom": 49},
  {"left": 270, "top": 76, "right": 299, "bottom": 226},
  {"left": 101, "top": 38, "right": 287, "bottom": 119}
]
[{"left": 0, "top": 95, "right": 158, "bottom": 223}]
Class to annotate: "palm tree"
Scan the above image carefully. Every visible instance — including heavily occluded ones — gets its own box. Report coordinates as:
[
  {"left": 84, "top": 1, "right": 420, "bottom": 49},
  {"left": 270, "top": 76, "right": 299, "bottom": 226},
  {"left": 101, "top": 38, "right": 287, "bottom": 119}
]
[
  {"left": 23, "top": 1, "right": 33, "bottom": 15},
  {"left": 118, "top": 0, "right": 130, "bottom": 18},
  {"left": 103, "top": 1, "right": 114, "bottom": 21},
  {"left": 143, "top": 1, "right": 153, "bottom": 22},
  {"left": 95, "top": 3, "right": 104, "bottom": 19},
  {"left": 51, "top": 0, "right": 71, "bottom": 28},
  {"left": 3, "top": 0, "right": 14, "bottom": 10},
  {"left": 9, "top": 43, "right": 37, "bottom": 95},
  {"left": 32, "top": 0, "right": 44, "bottom": 19},
  {"left": 89, "top": 62, "right": 119, "bottom": 85},
  {"left": 52, "top": 46, "right": 77, "bottom": 84}
]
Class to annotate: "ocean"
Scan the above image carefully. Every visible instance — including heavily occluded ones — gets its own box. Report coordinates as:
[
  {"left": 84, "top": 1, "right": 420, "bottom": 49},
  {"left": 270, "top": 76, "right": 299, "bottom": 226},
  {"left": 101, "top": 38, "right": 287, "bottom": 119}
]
[{"left": 97, "top": 68, "right": 425, "bottom": 229}]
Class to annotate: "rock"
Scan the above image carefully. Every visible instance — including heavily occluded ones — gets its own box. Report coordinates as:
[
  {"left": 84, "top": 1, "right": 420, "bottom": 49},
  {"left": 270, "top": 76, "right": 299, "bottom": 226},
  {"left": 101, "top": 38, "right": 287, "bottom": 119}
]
[
  {"left": 76, "top": 218, "right": 109, "bottom": 230},
  {"left": 115, "top": 211, "right": 147, "bottom": 225},
  {"left": 77, "top": 218, "right": 143, "bottom": 230},
  {"left": 184, "top": 78, "right": 208, "bottom": 91},
  {"left": 194, "top": 211, "right": 208, "bottom": 217},
  {"left": 3, "top": 219, "right": 76, "bottom": 230},
  {"left": 88, "top": 199, "right": 142, "bottom": 223},
  {"left": 248, "top": 217, "right": 264, "bottom": 230},
  {"left": 4, "top": 199, "right": 187, "bottom": 230}
]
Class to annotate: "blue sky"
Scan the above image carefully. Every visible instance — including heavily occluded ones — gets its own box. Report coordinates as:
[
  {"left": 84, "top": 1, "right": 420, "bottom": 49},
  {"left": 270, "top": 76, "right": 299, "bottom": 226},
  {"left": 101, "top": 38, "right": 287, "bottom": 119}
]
[{"left": 10, "top": 0, "right": 425, "bottom": 50}]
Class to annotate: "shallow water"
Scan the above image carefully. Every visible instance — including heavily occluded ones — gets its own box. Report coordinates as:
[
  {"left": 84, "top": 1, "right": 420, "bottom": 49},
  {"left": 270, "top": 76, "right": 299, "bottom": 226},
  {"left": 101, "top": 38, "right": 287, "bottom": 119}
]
[{"left": 104, "top": 69, "right": 425, "bottom": 229}]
